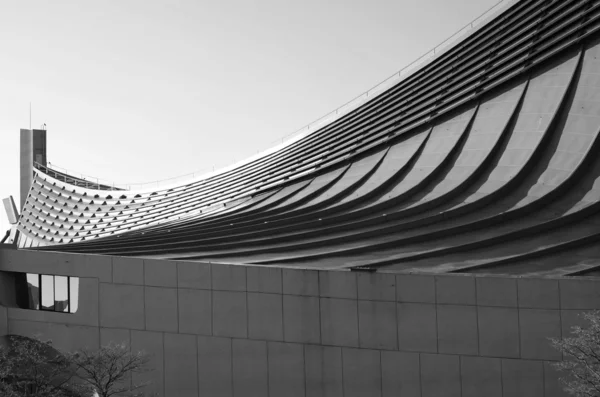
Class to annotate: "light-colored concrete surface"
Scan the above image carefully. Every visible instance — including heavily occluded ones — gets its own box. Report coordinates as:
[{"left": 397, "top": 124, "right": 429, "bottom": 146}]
[
  {"left": 3, "top": 249, "right": 600, "bottom": 397},
  {"left": 437, "top": 305, "right": 478, "bottom": 355},
  {"left": 460, "top": 356, "right": 502, "bottom": 397},
  {"left": 232, "top": 339, "right": 268, "bottom": 397},
  {"left": 381, "top": 351, "right": 420, "bottom": 397},
  {"left": 501, "top": 359, "right": 544, "bottom": 397},
  {"left": 358, "top": 300, "right": 397, "bottom": 350},
  {"left": 436, "top": 275, "right": 476, "bottom": 305},
  {"left": 305, "top": 344, "right": 343, "bottom": 397},
  {"left": 396, "top": 274, "right": 436, "bottom": 303},
  {"left": 247, "top": 292, "right": 283, "bottom": 341},
  {"left": 518, "top": 278, "right": 560, "bottom": 309},
  {"left": 113, "top": 257, "right": 144, "bottom": 285},
  {"left": 357, "top": 273, "right": 395, "bottom": 301},
  {"left": 247, "top": 266, "right": 282, "bottom": 294},
  {"left": 476, "top": 277, "right": 517, "bottom": 307},
  {"left": 144, "top": 287, "right": 178, "bottom": 332},
  {"left": 397, "top": 303, "right": 437, "bottom": 353},
  {"left": 319, "top": 271, "right": 357, "bottom": 299},
  {"left": 212, "top": 264, "right": 246, "bottom": 292},
  {"left": 283, "top": 295, "right": 321, "bottom": 344},
  {"left": 519, "top": 309, "right": 562, "bottom": 360},
  {"left": 197, "top": 335, "right": 232, "bottom": 397},
  {"left": 144, "top": 259, "right": 177, "bottom": 287},
  {"left": 99, "top": 283, "right": 145, "bottom": 329},
  {"left": 283, "top": 268, "right": 319, "bottom": 296},
  {"left": 212, "top": 290, "right": 247, "bottom": 338},
  {"left": 268, "top": 341, "right": 305, "bottom": 397},
  {"left": 420, "top": 353, "right": 461, "bottom": 397},
  {"left": 559, "top": 279, "right": 600, "bottom": 309},
  {"left": 342, "top": 348, "right": 382, "bottom": 397},
  {"left": 131, "top": 330, "right": 164, "bottom": 397},
  {"left": 178, "top": 288, "right": 212, "bottom": 335},
  {"left": 164, "top": 333, "right": 198, "bottom": 397},
  {"left": 320, "top": 298, "right": 359, "bottom": 347},
  {"left": 477, "top": 306, "right": 520, "bottom": 358},
  {"left": 177, "top": 261, "right": 211, "bottom": 290}
]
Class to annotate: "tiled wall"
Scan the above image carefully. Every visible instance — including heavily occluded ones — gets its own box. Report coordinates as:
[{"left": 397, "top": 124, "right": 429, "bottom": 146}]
[{"left": 1, "top": 247, "right": 599, "bottom": 397}]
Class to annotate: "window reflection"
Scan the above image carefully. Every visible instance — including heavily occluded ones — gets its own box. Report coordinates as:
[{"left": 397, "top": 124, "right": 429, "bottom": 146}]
[
  {"left": 23, "top": 273, "right": 79, "bottom": 314},
  {"left": 54, "top": 276, "right": 69, "bottom": 313},
  {"left": 69, "top": 278, "right": 79, "bottom": 314},
  {"left": 26, "top": 274, "right": 40, "bottom": 310}
]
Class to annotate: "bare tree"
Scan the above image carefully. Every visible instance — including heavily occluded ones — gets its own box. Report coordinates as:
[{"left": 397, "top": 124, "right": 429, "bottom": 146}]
[
  {"left": 0, "top": 335, "right": 79, "bottom": 397},
  {"left": 550, "top": 311, "right": 600, "bottom": 397},
  {"left": 67, "top": 342, "right": 151, "bottom": 397}
]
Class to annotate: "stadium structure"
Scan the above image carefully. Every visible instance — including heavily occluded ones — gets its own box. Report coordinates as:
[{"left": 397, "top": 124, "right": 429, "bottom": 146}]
[{"left": 2, "top": 0, "right": 600, "bottom": 396}]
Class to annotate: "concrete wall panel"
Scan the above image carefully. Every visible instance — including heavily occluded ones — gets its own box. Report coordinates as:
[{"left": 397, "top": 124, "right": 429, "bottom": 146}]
[
  {"left": 559, "top": 279, "right": 600, "bottom": 309},
  {"left": 8, "top": 319, "right": 99, "bottom": 351},
  {"left": 178, "top": 288, "right": 212, "bottom": 335},
  {"left": 320, "top": 298, "right": 359, "bottom": 347},
  {"left": 197, "top": 335, "right": 232, "bottom": 397},
  {"left": 358, "top": 300, "right": 397, "bottom": 350},
  {"left": 0, "top": 249, "right": 111, "bottom": 282},
  {"left": 544, "top": 361, "right": 569, "bottom": 397},
  {"left": 396, "top": 274, "right": 435, "bottom": 303},
  {"left": 177, "top": 261, "right": 211, "bottom": 290},
  {"left": 319, "top": 271, "right": 357, "bottom": 299},
  {"left": 267, "top": 341, "right": 305, "bottom": 397},
  {"left": 381, "top": 351, "right": 420, "bottom": 397},
  {"left": 519, "top": 309, "right": 562, "bottom": 360},
  {"left": 232, "top": 339, "right": 268, "bottom": 397},
  {"left": 131, "top": 330, "right": 164, "bottom": 397},
  {"left": 419, "top": 353, "right": 461, "bottom": 397},
  {"left": 247, "top": 266, "right": 282, "bottom": 294},
  {"left": 397, "top": 303, "right": 437, "bottom": 352},
  {"left": 100, "top": 327, "right": 129, "bottom": 346},
  {"left": 476, "top": 277, "right": 517, "bottom": 307},
  {"left": 212, "top": 264, "right": 246, "bottom": 292},
  {"left": 501, "top": 359, "right": 544, "bottom": 397},
  {"left": 305, "top": 344, "right": 343, "bottom": 397},
  {"left": 517, "top": 278, "right": 559, "bottom": 309},
  {"left": 99, "top": 283, "right": 144, "bottom": 330},
  {"left": 248, "top": 292, "right": 283, "bottom": 341},
  {"left": 212, "top": 291, "right": 247, "bottom": 338},
  {"left": 357, "top": 273, "right": 395, "bottom": 301},
  {"left": 342, "top": 348, "right": 382, "bottom": 397},
  {"left": 283, "top": 295, "right": 321, "bottom": 344},
  {"left": 144, "top": 287, "right": 178, "bottom": 332},
  {"left": 436, "top": 276, "right": 476, "bottom": 305},
  {"left": 436, "top": 305, "right": 478, "bottom": 355},
  {"left": 460, "top": 356, "right": 502, "bottom": 397},
  {"left": 0, "top": 305, "right": 7, "bottom": 336},
  {"left": 282, "top": 268, "right": 319, "bottom": 296},
  {"left": 164, "top": 333, "right": 198, "bottom": 397},
  {"left": 477, "top": 306, "right": 520, "bottom": 358},
  {"left": 144, "top": 259, "right": 177, "bottom": 287},
  {"left": 112, "top": 257, "right": 144, "bottom": 285}
]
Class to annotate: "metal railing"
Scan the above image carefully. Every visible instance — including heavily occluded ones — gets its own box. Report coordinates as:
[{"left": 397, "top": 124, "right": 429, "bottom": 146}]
[{"left": 42, "top": 0, "right": 519, "bottom": 192}]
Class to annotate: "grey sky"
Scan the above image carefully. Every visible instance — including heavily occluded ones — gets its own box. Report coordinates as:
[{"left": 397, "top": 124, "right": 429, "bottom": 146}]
[{"left": 0, "top": 0, "right": 505, "bottom": 232}]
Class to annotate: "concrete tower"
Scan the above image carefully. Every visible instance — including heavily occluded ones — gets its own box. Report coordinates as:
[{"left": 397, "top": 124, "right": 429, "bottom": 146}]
[{"left": 19, "top": 128, "right": 47, "bottom": 210}]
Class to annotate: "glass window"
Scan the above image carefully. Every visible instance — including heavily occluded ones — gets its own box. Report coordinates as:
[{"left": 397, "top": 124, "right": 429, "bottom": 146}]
[
  {"left": 69, "top": 277, "right": 79, "bottom": 314},
  {"left": 26, "top": 273, "right": 40, "bottom": 310},
  {"left": 54, "top": 276, "right": 69, "bottom": 313},
  {"left": 41, "top": 275, "right": 55, "bottom": 311}
]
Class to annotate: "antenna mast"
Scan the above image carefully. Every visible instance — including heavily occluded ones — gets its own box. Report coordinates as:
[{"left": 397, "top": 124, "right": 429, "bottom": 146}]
[{"left": 29, "top": 102, "right": 31, "bottom": 131}]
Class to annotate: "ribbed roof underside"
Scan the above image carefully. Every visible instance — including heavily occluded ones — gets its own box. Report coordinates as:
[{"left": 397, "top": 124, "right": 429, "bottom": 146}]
[{"left": 20, "top": 0, "right": 600, "bottom": 276}]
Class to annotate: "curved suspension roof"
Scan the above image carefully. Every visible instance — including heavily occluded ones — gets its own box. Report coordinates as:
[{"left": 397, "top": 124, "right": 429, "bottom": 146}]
[{"left": 19, "top": 0, "right": 600, "bottom": 277}]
